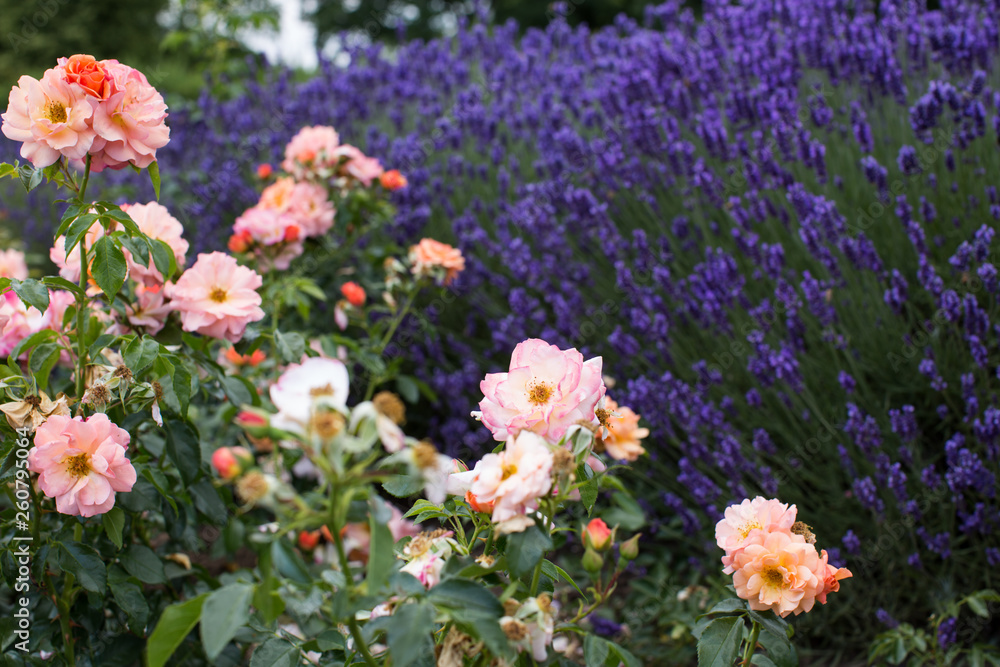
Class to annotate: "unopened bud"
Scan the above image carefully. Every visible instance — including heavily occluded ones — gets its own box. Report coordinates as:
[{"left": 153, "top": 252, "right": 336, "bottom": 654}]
[
  {"left": 582, "top": 547, "right": 604, "bottom": 573},
  {"left": 620, "top": 534, "right": 641, "bottom": 561}
]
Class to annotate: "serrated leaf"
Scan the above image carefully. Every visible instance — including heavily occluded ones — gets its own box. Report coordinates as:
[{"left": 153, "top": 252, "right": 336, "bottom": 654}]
[
  {"left": 123, "top": 335, "right": 160, "bottom": 377},
  {"left": 274, "top": 330, "right": 306, "bottom": 364},
  {"left": 10, "top": 278, "right": 49, "bottom": 312},
  {"left": 63, "top": 213, "right": 99, "bottom": 255},
  {"left": 200, "top": 583, "right": 254, "bottom": 660},
  {"left": 102, "top": 507, "right": 125, "bottom": 549},
  {"left": 504, "top": 523, "right": 552, "bottom": 578},
  {"left": 250, "top": 638, "right": 299, "bottom": 667},
  {"left": 697, "top": 617, "right": 743, "bottom": 667},
  {"left": 164, "top": 419, "right": 201, "bottom": 484},
  {"left": 91, "top": 235, "right": 128, "bottom": 301},
  {"left": 120, "top": 544, "right": 166, "bottom": 584},
  {"left": 147, "top": 593, "right": 208, "bottom": 667},
  {"left": 386, "top": 602, "right": 436, "bottom": 667},
  {"left": 58, "top": 542, "right": 107, "bottom": 593},
  {"left": 41, "top": 276, "right": 85, "bottom": 297}
]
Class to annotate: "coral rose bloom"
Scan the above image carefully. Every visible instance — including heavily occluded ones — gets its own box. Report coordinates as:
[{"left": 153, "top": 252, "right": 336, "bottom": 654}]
[
  {"left": 731, "top": 531, "right": 823, "bottom": 617},
  {"left": 814, "top": 549, "right": 852, "bottom": 605},
  {"left": 409, "top": 238, "right": 466, "bottom": 285},
  {"left": 165, "top": 252, "right": 264, "bottom": 342},
  {"left": 28, "top": 413, "right": 137, "bottom": 517},
  {"left": 0, "top": 249, "right": 29, "bottom": 280},
  {"left": 87, "top": 60, "right": 169, "bottom": 171},
  {"left": 466, "top": 431, "right": 554, "bottom": 523},
  {"left": 1, "top": 69, "right": 95, "bottom": 168},
  {"left": 600, "top": 397, "right": 649, "bottom": 461},
  {"left": 120, "top": 202, "right": 189, "bottom": 285},
  {"left": 282, "top": 125, "right": 341, "bottom": 179},
  {"left": 56, "top": 54, "right": 115, "bottom": 99},
  {"left": 258, "top": 177, "right": 335, "bottom": 238},
  {"left": 474, "top": 338, "right": 605, "bottom": 442},
  {"left": 716, "top": 496, "right": 798, "bottom": 573}
]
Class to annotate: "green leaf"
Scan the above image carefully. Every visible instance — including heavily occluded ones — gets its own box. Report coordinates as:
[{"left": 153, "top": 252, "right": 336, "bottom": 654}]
[
  {"left": 109, "top": 572, "right": 150, "bottom": 635},
  {"left": 189, "top": 480, "right": 227, "bottom": 524},
  {"left": 57, "top": 542, "right": 107, "bottom": 593},
  {"left": 759, "top": 628, "right": 798, "bottom": 667},
  {"left": 200, "top": 583, "right": 255, "bottom": 660},
  {"left": 0, "top": 162, "right": 17, "bottom": 179},
  {"left": 148, "top": 161, "right": 161, "bottom": 200},
  {"left": 395, "top": 375, "right": 420, "bottom": 403},
  {"left": 274, "top": 330, "right": 306, "bottom": 364},
  {"left": 18, "top": 164, "right": 42, "bottom": 192},
  {"left": 703, "top": 598, "right": 749, "bottom": 617},
  {"left": 91, "top": 235, "right": 128, "bottom": 301},
  {"left": 250, "top": 638, "right": 299, "bottom": 667},
  {"left": 220, "top": 375, "right": 253, "bottom": 407},
  {"left": 164, "top": 419, "right": 201, "bottom": 484},
  {"left": 120, "top": 544, "right": 166, "bottom": 584},
  {"left": 427, "top": 579, "right": 504, "bottom": 616},
  {"left": 10, "top": 328, "right": 57, "bottom": 362},
  {"left": 28, "top": 343, "right": 61, "bottom": 390},
  {"left": 123, "top": 335, "right": 160, "bottom": 377},
  {"left": 102, "top": 507, "right": 126, "bottom": 549},
  {"left": 63, "top": 213, "right": 99, "bottom": 256},
  {"left": 584, "top": 635, "right": 640, "bottom": 667},
  {"left": 41, "top": 276, "right": 85, "bottom": 297},
  {"left": 172, "top": 364, "right": 192, "bottom": 417},
  {"left": 747, "top": 609, "right": 791, "bottom": 640},
  {"left": 752, "top": 656, "right": 779, "bottom": 667},
  {"left": 385, "top": 602, "right": 436, "bottom": 667},
  {"left": 542, "top": 559, "right": 583, "bottom": 597},
  {"left": 147, "top": 593, "right": 208, "bottom": 667},
  {"left": 9, "top": 278, "right": 49, "bottom": 312},
  {"left": 148, "top": 238, "right": 175, "bottom": 281},
  {"left": 366, "top": 496, "right": 396, "bottom": 593},
  {"left": 697, "top": 617, "right": 744, "bottom": 667},
  {"left": 120, "top": 236, "right": 150, "bottom": 268},
  {"left": 253, "top": 580, "right": 285, "bottom": 626},
  {"left": 504, "top": 523, "right": 552, "bottom": 578},
  {"left": 271, "top": 539, "right": 311, "bottom": 585},
  {"left": 967, "top": 595, "right": 990, "bottom": 618}
]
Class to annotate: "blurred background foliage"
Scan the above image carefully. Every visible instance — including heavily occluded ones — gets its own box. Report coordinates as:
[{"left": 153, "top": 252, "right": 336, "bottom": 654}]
[{"left": 0, "top": 0, "right": 692, "bottom": 102}]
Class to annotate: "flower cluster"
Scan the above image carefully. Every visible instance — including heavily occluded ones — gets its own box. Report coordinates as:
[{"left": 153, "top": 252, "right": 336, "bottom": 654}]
[
  {"left": 1, "top": 54, "right": 168, "bottom": 171},
  {"left": 716, "top": 497, "right": 851, "bottom": 617}
]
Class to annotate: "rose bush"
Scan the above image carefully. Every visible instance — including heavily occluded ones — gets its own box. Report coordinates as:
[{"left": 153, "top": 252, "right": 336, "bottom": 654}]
[{"left": 0, "top": 58, "right": 652, "bottom": 666}]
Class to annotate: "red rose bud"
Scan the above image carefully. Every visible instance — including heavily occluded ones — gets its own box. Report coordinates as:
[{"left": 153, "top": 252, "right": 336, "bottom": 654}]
[
  {"left": 235, "top": 410, "right": 270, "bottom": 437},
  {"left": 380, "top": 169, "right": 408, "bottom": 191},
  {"left": 298, "top": 530, "right": 321, "bottom": 551},
  {"left": 283, "top": 224, "right": 301, "bottom": 242},
  {"left": 211, "top": 447, "right": 242, "bottom": 480},
  {"left": 620, "top": 533, "right": 641, "bottom": 561},
  {"left": 340, "top": 281, "right": 366, "bottom": 307},
  {"left": 256, "top": 163, "right": 273, "bottom": 179},
  {"left": 583, "top": 518, "right": 614, "bottom": 552}
]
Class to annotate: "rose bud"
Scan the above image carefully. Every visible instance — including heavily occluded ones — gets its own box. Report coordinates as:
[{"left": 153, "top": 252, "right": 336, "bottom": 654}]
[
  {"left": 256, "top": 163, "right": 273, "bottom": 179},
  {"left": 582, "top": 547, "right": 604, "bottom": 573},
  {"left": 583, "top": 518, "right": 614, "bottom": 552},
  {"left": 340, "top": 281, "right": 366, "bottom": 307},
  {"left": 298, "top": 530, "right": 321, "bottom": 551},
  {"left": 620, "top": 533, "right": 641, "bottom": 561},
  {"left": 380, "top": 169, "right": 408, "bottom": 191},
  {"left": 212, "top": 447, "right": 244, "bottom": 480}
]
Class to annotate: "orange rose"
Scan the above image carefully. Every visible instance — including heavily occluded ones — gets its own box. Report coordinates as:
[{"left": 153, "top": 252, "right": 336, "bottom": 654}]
[
  {"left": 380, "top": 169, "right": 408, "bottom": 191},
  {"left": 59, "top": 54, "right": 113, "bottom": 99},
  {"left": 340, "top": 281, "right": 366, "bottom": 307}
]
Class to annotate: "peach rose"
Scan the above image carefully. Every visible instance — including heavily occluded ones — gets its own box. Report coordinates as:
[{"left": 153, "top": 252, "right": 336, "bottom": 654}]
[
  {"left": 716, "top": 496, "right": 798, "bottom": 573},
  {"left": 165, "top": 252, "right": 265, "bottom": 342},
  {"left": 730, "top": 531, "right": 824, "bottom": 617},
  {"left": 0, "top": 249, "right": 28, "bottom": 280},
  {"left": 119, "top": 202, "right": 189, "bottom": 285},
  {"left": 28, "top": 413, "right": 137, "bottom": 517},
  {"left": 599, "top": 397, "right": 649, "bottom": 461},
  {"left": 409, "top": 238, "right": 465, "bottom": 285}
]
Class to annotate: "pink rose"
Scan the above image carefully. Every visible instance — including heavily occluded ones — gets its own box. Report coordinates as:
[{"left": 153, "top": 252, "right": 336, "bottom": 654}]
[
  {"left": 1, "top": 70, "right": 96, "bottom": 168},
  {"left": 334, "top": 144, "right": 383, "bottom": 186},
  {"left": 0, "top": 249, "right": 29, "bottom": 280},
  {"left": 459, "top": 431, "right": 554, "bottom": 524},
  {"left": 119, "top": 202, "right": 188, "bottom": 285},
  {"left": 473, "top": 338, "right": 605, "bottom": 442},
  {"left": 165, "top": 252, "right": 265, "bottom": 342},
  {"left": 28, "top": 413, "right": 137, "bottom": 517},
  {"left": 715, "top": 496, "right": 798, "bottom": 573},
  {"left": 282, "top": 125, "right": 341, "bottom": 180},
  {"left": 87, "top": 60, "right": 169, "bottom": 171}
]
